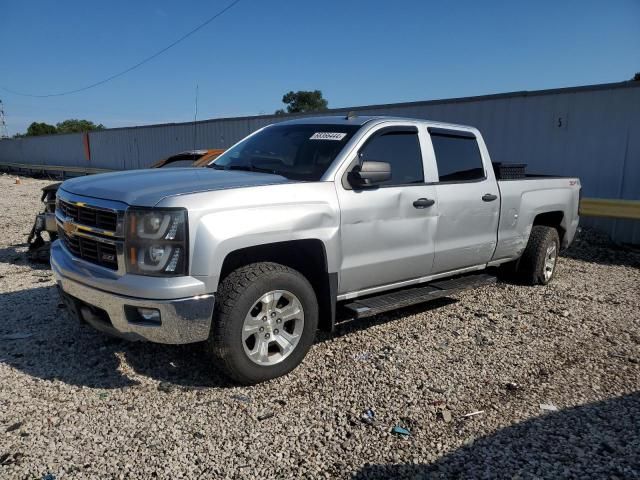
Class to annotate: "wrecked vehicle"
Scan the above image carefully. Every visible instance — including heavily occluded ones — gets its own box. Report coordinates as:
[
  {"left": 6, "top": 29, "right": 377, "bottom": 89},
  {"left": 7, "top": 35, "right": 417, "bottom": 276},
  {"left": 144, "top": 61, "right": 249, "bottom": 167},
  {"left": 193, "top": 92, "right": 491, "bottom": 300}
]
[
  {"left": 26, "top": 182, "right": 60, "bottom": 261},
  {"left": 52, "top": 115, "right": 581, "bottom": 384},
  {"left": 26, "top": 149, "right": 224, "bottom": 261},
  {"left": 149, "top": 149, "right": 225, "bottom": 168}
]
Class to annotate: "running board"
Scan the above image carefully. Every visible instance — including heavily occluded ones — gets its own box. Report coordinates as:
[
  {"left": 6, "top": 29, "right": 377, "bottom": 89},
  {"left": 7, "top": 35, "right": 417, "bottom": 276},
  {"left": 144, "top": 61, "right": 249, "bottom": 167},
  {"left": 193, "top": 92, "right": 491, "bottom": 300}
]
[{"left": 342, "top": 273, "right": 496, "bottom": 319}]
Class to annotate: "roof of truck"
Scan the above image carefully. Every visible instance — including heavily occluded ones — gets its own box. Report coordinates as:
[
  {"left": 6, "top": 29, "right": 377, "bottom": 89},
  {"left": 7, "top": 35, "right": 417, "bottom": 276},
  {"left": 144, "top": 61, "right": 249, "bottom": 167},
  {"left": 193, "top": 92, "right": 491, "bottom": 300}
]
[
  {"left": 277, "top": 114, "right": 474, "bottom": 130},
  {"left": 275, "top": 115, "right": 377, "bottom": 126}
]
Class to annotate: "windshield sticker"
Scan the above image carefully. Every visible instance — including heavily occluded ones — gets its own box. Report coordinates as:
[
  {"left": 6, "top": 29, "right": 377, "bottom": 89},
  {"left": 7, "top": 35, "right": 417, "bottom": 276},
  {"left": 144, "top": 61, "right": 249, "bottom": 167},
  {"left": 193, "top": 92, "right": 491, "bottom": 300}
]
[{"left": 310, "top": 132, "right": 347, "bottom": 141}]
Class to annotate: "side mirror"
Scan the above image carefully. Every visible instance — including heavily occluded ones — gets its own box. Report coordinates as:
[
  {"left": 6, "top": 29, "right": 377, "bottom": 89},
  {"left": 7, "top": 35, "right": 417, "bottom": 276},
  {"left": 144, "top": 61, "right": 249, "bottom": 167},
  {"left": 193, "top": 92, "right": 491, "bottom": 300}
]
[{"left": 348, "top": 161, "right": 391, "bottom": 187}]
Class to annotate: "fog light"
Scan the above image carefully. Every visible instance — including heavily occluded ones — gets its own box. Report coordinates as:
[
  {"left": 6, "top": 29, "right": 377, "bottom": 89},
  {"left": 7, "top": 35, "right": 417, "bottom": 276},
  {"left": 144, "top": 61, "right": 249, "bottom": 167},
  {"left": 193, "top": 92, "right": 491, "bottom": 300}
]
[{"left": 137, "top": 307, "right": 160, "bottom": 323}]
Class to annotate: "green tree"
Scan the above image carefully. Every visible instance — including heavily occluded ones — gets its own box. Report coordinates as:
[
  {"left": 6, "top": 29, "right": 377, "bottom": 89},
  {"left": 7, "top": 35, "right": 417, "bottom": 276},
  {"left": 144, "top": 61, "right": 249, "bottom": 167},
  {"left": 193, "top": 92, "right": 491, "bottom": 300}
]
[
  {"left": 17, "top": 118, "right": 106, "bottom": 137},
  {"left": 25, "top": 122, "right": 58, "bottom": 136},
  {"left": 56, "top": 119, "right": 105, "bottom": 134},
  {"left": 275, "top": 90, "right": 328, "bottom": 115}
]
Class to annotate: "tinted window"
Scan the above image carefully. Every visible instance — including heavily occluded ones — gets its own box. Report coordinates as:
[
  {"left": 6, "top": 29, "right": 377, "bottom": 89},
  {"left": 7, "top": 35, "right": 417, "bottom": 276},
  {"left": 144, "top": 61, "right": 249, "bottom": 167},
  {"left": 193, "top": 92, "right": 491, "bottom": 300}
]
[
  {"left": 211, "top": 124, "right": 360, "bottom": 181},
  {"left": 431, "top": 133, "right": 485, "bottom": 182},
  {"left": 359, "top": 131, "right": 423, "bottom": 186}
]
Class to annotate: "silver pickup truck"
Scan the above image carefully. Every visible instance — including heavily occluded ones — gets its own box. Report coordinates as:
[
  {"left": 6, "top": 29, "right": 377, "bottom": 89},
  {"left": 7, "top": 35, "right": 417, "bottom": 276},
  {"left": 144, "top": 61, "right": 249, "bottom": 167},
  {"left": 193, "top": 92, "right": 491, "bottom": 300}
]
[{"left": 52, "top": 115, "right": 581, "bottom": 384}]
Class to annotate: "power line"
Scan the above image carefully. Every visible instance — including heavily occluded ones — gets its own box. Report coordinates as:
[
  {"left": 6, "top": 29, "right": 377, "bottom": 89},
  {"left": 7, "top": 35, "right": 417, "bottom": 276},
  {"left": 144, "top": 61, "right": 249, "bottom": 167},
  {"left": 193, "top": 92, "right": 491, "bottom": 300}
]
[{"left": 1, "top": 0, "right": 242, "bottom": 98}]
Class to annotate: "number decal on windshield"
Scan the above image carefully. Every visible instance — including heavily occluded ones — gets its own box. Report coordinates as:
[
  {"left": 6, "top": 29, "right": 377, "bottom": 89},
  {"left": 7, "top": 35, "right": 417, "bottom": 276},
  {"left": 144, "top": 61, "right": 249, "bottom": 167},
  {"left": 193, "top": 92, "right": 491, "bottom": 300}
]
[{"left": 309, "top": 132, "right": 347, "bottom": 141}]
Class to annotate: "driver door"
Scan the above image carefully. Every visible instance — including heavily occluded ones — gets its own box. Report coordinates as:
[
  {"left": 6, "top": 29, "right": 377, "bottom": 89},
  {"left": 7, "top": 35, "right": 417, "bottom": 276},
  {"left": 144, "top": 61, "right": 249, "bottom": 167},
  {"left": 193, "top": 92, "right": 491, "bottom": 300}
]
[{"left": 336, "top": 125, "right": 438, "bottom": 295}]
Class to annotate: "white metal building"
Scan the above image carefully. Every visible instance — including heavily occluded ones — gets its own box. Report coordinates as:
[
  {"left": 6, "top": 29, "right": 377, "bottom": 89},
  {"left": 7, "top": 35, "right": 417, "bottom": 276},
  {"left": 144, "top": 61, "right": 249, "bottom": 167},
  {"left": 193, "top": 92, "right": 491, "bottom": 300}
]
[{"left": 1, "top": 81, "right": 639, "bottom": 242}]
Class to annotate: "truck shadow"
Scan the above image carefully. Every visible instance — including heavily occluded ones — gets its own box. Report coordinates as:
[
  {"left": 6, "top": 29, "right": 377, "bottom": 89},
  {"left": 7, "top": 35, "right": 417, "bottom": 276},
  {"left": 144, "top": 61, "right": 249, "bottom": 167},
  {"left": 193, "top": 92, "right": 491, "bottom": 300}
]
[
  {"left": 317, "top": 298, "right": 458, "bottom": 344},
  {"left": 0, "top": 285, "right": 235, "bottom": 389},
  {"left": 1, "top": 284, "right": 458, "bottom": 390},
  {"left": 351, "top": 391, "right": 640, "bottom": 479}
]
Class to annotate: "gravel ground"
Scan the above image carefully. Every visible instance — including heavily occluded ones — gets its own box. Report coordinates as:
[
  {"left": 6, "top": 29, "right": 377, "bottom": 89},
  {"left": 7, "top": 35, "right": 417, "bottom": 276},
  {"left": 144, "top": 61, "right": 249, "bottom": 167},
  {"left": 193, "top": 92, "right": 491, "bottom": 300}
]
[{"left": 1, "top": 174, "right": 639, "bottom": 479}]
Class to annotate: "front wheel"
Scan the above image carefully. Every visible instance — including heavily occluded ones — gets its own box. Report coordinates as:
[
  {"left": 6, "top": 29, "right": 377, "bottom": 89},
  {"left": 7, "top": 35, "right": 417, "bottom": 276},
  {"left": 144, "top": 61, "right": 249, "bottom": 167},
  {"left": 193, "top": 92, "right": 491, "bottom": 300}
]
[{"left": 208, "top": 262, "right": 318, "bottom": 384}]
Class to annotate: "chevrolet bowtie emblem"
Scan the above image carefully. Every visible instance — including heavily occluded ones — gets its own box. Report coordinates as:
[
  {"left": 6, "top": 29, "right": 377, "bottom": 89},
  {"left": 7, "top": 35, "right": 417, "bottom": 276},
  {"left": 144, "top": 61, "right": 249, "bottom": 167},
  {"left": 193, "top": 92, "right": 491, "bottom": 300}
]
[{"left": 63, "top": 220, "right": 78, "bottom": 235}]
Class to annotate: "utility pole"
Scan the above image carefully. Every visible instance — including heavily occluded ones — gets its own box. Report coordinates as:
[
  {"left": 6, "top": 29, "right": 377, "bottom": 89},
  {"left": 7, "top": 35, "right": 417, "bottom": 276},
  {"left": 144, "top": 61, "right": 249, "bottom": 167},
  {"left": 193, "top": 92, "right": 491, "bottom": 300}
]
[
  {"left": 0, "top": 100, "right": 8, "bottom": 138},
  {"left": 192, "top": 85, "right": 199, "bottom": 151}
]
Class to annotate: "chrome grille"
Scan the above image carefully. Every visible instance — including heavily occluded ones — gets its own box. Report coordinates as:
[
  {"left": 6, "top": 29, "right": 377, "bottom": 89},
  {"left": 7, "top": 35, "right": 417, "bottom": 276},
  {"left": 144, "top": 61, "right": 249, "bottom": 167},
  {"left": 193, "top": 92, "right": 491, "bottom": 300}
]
[
  {"left": 58, "top": 228, "right": 119, "bottom": 270},
  {"left": 58, "top": 199, "right": 117, "bottom": 232},
  {"left": 56, "top": 192, "right": 124, "bottom": 272}
]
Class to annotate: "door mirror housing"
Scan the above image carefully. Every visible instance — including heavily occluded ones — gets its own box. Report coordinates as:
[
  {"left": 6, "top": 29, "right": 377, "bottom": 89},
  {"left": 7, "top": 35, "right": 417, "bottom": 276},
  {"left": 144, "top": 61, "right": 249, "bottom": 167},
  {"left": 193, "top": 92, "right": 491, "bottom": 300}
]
[{"left": 348, "top": 161, "right": 391, "bottom": 187}]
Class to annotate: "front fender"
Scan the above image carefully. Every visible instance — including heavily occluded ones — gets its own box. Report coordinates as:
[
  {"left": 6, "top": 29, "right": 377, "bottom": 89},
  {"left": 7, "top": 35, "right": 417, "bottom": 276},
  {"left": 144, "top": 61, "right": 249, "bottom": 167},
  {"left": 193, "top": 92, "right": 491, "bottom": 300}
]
[{"left": 159, "top": 182, "right": 341, "bottom": 292}]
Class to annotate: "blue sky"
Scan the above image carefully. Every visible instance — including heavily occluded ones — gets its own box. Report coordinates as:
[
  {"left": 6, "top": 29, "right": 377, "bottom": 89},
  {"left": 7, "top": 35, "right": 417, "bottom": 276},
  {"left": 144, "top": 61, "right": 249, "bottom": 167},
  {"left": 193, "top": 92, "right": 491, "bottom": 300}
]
[{"left": 2, "top": 0, "right": 639, "bottom": 135}]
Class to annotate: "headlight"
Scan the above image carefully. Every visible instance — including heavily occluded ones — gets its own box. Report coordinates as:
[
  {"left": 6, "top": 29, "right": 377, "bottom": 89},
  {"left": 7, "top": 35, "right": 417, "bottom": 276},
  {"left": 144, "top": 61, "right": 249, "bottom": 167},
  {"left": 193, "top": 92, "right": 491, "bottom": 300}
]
[{"left": 125, "top": 208, "right": 188, "bottom": 276}]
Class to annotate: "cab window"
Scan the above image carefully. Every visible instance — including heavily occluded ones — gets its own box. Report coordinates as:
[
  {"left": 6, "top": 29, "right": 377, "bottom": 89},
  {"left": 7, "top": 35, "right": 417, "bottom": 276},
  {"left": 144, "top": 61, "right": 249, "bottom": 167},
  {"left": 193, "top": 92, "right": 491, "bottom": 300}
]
[
  {"left": 430, "top": 130, "right": 485, "bottom": 182},
  {"left": 359, "top": 131, "right": 423, "bottom": 186}
]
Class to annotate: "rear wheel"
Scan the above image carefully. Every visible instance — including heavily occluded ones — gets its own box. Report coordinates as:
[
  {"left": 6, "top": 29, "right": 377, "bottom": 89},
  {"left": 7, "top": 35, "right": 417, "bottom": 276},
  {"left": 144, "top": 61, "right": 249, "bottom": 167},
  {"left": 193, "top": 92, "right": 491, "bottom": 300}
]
[
  {"left": 517, "top": 225, "right": 560, "bottom": 285},
  {"left": 208, "top": 262, "right": 318, "bottom": 384}
]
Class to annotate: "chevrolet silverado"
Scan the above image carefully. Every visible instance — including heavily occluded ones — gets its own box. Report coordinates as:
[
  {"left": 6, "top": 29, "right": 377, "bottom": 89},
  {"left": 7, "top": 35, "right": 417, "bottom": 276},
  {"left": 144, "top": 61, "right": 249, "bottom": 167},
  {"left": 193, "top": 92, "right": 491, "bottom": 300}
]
[{"left": 52, "top": 115, "right": 581, "bottom": 384}]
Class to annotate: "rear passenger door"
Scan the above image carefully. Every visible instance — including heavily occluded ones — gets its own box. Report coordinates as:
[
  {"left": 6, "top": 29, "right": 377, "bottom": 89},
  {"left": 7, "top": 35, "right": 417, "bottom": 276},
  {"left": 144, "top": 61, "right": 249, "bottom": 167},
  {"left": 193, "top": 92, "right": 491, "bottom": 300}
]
[
  {"left": 336, "top": 125, "right": 438, "bottom": 295},
  {"left": 427, "top": 127, "right": 500, "bottom": 274}
]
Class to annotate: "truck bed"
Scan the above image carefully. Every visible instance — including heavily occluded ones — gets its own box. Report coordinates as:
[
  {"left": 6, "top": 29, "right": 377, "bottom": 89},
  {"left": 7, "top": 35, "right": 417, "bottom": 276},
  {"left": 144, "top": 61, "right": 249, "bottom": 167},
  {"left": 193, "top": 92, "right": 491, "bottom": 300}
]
[{"left": 493, "top": 175, "right": 581, "bottom": 261}]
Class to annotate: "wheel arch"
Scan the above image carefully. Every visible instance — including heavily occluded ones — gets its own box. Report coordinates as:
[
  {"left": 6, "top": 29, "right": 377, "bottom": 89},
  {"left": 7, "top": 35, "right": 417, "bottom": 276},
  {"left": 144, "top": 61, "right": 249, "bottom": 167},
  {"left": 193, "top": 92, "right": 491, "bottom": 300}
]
[
  {"left": 219, "top": 239, "right": 337, "bottom": 332},
  {"left": 533, "top": 210, "right": 566, "bottom": 247}
]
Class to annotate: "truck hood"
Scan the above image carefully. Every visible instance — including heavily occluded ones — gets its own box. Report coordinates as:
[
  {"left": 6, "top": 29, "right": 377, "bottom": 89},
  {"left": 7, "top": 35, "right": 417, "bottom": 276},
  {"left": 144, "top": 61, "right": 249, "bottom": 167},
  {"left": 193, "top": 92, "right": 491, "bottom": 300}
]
[{"left": 60, "top": 168, "right": 290, "bottom": 206}]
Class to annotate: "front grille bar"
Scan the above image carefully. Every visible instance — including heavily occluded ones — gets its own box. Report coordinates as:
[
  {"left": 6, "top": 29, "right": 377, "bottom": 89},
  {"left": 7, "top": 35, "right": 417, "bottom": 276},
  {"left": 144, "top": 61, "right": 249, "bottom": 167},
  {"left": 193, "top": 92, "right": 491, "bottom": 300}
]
[
  {"left": 58, "top": 198, "right": 119, "bottom": 233},
  {"left": 58, "top": 228, "right": 119, "bottom": 271}
]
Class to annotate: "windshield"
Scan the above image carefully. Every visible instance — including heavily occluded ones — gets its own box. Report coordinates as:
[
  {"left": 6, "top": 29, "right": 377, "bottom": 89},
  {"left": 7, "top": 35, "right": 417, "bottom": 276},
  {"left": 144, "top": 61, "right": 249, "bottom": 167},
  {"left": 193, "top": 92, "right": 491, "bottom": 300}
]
[{"left": 209, "top": 124, "right": 361, "bottom": 181}]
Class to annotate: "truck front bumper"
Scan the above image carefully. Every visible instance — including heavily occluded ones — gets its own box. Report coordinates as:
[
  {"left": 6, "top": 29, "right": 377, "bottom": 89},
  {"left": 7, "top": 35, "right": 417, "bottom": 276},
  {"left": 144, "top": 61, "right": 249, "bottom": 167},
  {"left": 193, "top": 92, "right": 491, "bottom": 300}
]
[{"left": 52, "top": 242, "right": 214, "bottom": 344}]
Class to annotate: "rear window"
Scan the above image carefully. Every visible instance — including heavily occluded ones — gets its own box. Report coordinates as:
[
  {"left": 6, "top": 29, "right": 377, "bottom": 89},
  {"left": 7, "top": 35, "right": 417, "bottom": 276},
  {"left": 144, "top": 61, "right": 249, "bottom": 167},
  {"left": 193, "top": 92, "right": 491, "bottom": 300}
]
[
  {"left": 211, "top": 124, "right": 361, "bottom": 181},
  {"left": 430, "top": 130, "right": 485, "bottom": 182}
]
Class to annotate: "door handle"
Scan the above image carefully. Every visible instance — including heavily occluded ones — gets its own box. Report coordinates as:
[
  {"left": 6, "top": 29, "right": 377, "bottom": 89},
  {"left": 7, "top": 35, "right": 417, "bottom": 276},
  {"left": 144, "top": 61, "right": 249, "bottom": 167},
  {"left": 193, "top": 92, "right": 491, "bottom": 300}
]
[
  {"left": 482, "top": 193, "right": 498, "bottom": 202},
  {"left": 413, "top": 198, "right": 435, "bottom": 209}
]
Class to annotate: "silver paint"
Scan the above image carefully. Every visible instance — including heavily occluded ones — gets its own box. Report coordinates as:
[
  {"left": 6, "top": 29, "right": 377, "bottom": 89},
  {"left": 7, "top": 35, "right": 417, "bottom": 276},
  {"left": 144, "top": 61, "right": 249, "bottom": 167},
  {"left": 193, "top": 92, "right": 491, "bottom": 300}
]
[
  {"left": 51, "top": 116, "right": 581, "bottom": 344},
  {"left": 54, "top": 257, "right": 214, "bottom": 344}
]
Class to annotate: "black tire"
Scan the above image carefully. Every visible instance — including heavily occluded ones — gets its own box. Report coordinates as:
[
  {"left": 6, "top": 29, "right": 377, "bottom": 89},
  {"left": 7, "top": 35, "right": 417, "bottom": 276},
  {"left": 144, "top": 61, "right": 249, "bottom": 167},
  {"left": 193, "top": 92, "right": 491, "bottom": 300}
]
[
  {"left": 208, "top": 262, "right": 318, "bottom": 384},
  {"left": 517, "top": 225, "right": 560, "bottom": 285}
]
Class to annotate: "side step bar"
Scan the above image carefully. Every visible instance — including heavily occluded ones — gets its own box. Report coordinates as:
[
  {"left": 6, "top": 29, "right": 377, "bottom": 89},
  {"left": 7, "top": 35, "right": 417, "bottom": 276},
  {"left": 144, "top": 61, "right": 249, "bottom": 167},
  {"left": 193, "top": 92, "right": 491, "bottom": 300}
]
[{"left": 343, "top": 273, "right": 496, "bottom": 319}]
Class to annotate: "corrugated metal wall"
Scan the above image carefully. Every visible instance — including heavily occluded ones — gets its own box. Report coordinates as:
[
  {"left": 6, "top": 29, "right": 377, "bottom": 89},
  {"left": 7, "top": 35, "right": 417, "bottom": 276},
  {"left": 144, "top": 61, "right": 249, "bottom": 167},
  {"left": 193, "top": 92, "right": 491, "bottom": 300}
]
[
  {"left": 1, "top": 82, "right": 639, "bottom": 242},
  {"left": 0, "top": 131, "right": 87, "bottom": 168}
]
